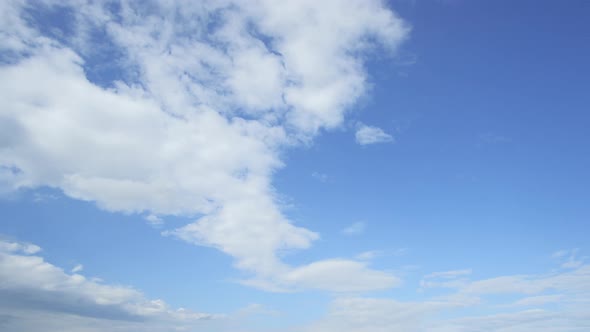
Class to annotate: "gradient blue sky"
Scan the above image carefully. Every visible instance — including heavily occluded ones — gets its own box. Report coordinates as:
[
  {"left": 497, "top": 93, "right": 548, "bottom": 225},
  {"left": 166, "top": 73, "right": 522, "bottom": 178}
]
[{"left": 0, "top": 1, "right": 589, "bottom": 331}]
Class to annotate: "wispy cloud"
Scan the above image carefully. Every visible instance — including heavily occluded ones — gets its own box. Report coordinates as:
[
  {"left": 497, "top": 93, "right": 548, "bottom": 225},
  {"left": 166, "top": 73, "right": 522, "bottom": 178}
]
[
  {"left": 509, "top": 294, "right": 564, "bottom": 307},
  {"left": 355, "top": 250, "right": 382, "bottom": 261},
  {"left": 307, "top": 253, "right": 590, "bottom": 332},
  {"left": 424, "top": 269, "right": 473, "bottom": 279},
  {"left": 32, "top": 192, "right": 58, "bottom": 203},
  {"left": 552, "top": 248, "right": 585, "bottom": 269},
  {"left": 355, "top": 248, "right": 408, "bottom": 261},
  {"left": 71, "top": 264, "right": 84, "bottom": 273},
  {"left": 341, "top": 221, "right": 366, "bottom": 235},
  {"left": 355, "top": 123, "right": 394, "bottom": 145},
  {"left": 420, "top": 269, "right": 472, "bottom": 290},
  {"left": 144, "top": 214, "right": 163, "bottom": 227},
  {"left": 311, "top": 172, "right": 329, "bottom": 183}
]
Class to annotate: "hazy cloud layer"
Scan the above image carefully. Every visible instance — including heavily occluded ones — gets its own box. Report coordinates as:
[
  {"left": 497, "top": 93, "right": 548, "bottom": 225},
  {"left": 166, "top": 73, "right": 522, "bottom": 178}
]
[{"left": 306, "top": 255, "right": 590, "bottom": 332}]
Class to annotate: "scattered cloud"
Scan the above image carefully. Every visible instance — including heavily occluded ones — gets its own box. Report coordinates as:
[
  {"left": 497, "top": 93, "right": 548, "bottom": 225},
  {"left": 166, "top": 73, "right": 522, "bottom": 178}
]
[
  {"left": 355, "top": 248, "right": 408, "bottom": 261},
  {"left": 304, "top": 254, "right": 590, "bottom": 332},
  {"left": 552, "top": 249, "right": 586, "bottom": 269},
  {"left": 0, "top": 239, "right": 218, "bottom": 331},
  {"left": 509, "top": 294, "right": 564, "bottom": 307},
  {"left": 71, "top": 264, "right": 84, "bottom": 273},
  {"left": 0, "top": 0, "right": 409, "bottom": 293},
  {"left": 420, "top": 269, "right": 472, "bottom": 290},
  {"left": 424, "top": 269, "right": 473, "bottom": 279},
  {"left": 0, "top": 239, "right": 41, "bottom": 255},
  {"left": 420, "top": 253, "right": 590, "bottom": 302},
  {"left": 144, "top": 214, "right": 163, "bottom": 227},
  {"left": 235, "top": 303, "right": 281, "bottom": 317},
  {"left": 356, "top": 250, "right": 382, "bottom": 261},
  {"left": 240, "top": 258, "right": 399, "bottom": 293},
  {"left": 32, "top": 192, "right": 58, "bottom": 203},
  {"left": 341, "top": 221, "right": 366, "bottom": 236},
  {"left": 304, "top": 296, "right": 463, "bottom": 332},
  {"left": 355, "top": 123, "right": 394, "bottom": 145},
  {"left": 552, "top": 249, "right": 570, "bottom": 259}
]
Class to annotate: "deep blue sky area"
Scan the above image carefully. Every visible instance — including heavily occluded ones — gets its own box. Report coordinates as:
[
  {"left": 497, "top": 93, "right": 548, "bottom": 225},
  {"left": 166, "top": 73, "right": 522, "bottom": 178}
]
[{"left": 277, "top": 0, "right": 590, "bottom": 267}]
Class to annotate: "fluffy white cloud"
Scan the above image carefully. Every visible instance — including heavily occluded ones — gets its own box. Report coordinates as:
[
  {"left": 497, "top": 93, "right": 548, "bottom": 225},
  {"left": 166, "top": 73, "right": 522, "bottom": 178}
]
[
  {"left": 0, "top": 0, "right": 408, "bottom": 293},
  {"left": 0, "top": 239, "right": 41, "bottom": 255},
  {"left": 144, "top": 214, "right": 163, "bottom": 226},
  {"left": 355, "top": 123, "right": 394, "bottom": 145},
  {"left": 241, "top": 259, "right": 399, "bottom": 293},
  {"left": 0, "top": 239, "right": 217, "bottom": 331}
]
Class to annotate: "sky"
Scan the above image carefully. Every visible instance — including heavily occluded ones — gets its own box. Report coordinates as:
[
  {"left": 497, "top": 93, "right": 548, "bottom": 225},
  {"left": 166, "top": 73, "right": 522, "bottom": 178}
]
[{"left": 0, "top": 0, "right": 589, "bottom": 331}]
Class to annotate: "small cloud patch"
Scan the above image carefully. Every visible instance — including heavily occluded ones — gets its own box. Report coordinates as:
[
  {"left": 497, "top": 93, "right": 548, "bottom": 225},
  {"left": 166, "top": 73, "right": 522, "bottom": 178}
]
[
  {"left": 355, "top": 124, "right": 394, "bottom": 145},
  {"left": 341, "top": 222, "right": 366, "bottom": 236}
]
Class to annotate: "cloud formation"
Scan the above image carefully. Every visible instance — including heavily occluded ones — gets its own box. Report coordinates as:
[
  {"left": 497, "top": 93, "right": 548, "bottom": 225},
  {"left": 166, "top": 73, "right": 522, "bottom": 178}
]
[
  {"left": 0, "top": 239, "right": 217, "bottom": 331},
  {"left": 355, "top": 123, "right": 394, "bottom": 145},
  {"left": 305, "top": 255, "right": 590, "bottom": 332},
  {"left": 2, "top": 238, "right": 588, "bottom": 331},
  {"left": 0, "top": 0, "right": 408, "bottom": 292}
]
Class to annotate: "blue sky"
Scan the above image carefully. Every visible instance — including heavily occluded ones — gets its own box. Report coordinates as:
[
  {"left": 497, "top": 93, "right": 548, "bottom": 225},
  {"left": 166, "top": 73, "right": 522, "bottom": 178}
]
[{"left": 0, "top": 0, "right": 589, "bottom": 331}]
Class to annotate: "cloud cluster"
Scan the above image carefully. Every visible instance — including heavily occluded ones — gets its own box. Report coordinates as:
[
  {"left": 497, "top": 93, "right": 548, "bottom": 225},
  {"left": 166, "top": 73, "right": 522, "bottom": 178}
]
[
  {"left": 0, "top": 0, "right": 408, "bottom": 292},
  {"left": 2, "top": 237, "right": 589, "bottom": 331},
  {"left": 306, "top": 256, "right": 590, "bottom": 332},
  {"left": 0, "top": 239, "right": 217, "bottom": 332}
]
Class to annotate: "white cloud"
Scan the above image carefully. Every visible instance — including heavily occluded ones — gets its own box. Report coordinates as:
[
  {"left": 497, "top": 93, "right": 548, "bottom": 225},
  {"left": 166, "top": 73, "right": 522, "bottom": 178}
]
[
  {"left": 341, "top": 221, "right": 366, "bottom": 235},
  {"left": 305, "top": 296, "right": 462, "bottom": 332},
  {"left": 237, "top": 259, "right": 399, "bottom": 293},
  {"left": 552, "top": 249, "right": 585, "bottom": 269},
  {"left": 304, "top": 257, "right": 590, "bottom": 332},
  {"left": 420, "top": 257, "right": 590, "bottom": 302},
  {"left": 0, "top": 239, "right": 217, "bottom": 331},
  {"left": 355, "top": 123, "right": 394, "bottom": 145},
  {"left": 0, "top": 0, "right": 408, "bottom": 294},
  {"left": 424, "top": 269, "right": 472, "bottom": 279},
  {"left": 552, "top": 249, "right": 569, "bottom": 259},
  {"left": 0, "top": 239, "right": 41, "bottom": 255},
  {"left": 144, "top": 214, "right": 163, "bottom": 226},
  {"left": 420, "top": 269, "right": 472, "bottom": 291},
  {"left": 355, "top": 248, "right": 408, "bottom": 261},
  {"left": 71, "top": 264, "right": 84, "bottom": 273},
  {"left": 305, "top": 296, "right": 590, "bottom": 332},
  {"left": 426, "top": 309, "right": 590, "bottom": 332},
  {"left": 282, "top": 259, "right": 399, "bottom": 292},
  {"left": 355, "top": 250, "right": 382, "bottom": 261},
  {"left": 509, "top": 294, "right": 564, "bottom": 307},
  {"left": 33, "top": 192, "right": 58, "bottom": 203}
]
